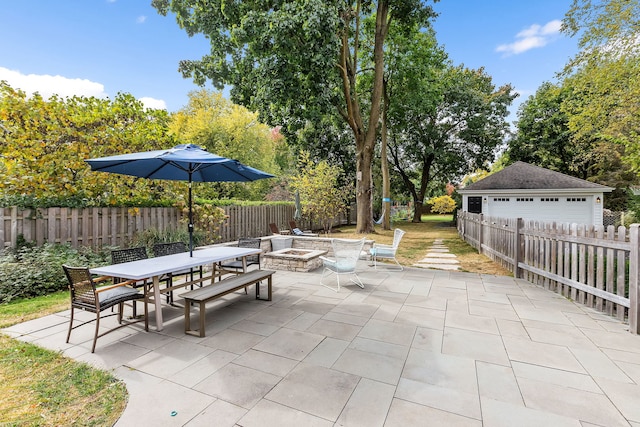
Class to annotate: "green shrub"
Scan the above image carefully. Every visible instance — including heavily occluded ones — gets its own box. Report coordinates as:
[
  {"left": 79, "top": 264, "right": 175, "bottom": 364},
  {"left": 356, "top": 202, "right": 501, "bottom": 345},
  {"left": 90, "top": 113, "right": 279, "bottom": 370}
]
[{"left": 0, "top": 244, "right": 112, "bottom": 303}]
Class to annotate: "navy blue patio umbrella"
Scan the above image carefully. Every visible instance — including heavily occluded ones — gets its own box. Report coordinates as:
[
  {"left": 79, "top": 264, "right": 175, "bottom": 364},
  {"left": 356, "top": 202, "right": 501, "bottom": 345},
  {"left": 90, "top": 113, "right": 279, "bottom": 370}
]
[{"left": 86, "top": 144, "right": 274, "bottom": 255}]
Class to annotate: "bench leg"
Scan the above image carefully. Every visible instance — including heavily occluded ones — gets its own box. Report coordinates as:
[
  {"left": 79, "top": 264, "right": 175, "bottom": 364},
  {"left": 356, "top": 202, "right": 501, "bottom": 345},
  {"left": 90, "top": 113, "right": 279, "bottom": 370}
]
[
  {"left": 198, "top": 301, "right": 206, "bottom": 337},
  {"left": 255, "top": 276, "right": 273, "bottom": 301},
  {"left": 184, "top": 300, "right": 191, "bottom": 334},
  {"left": 185, "top": 298, "right": 206, "bottom": 337}
]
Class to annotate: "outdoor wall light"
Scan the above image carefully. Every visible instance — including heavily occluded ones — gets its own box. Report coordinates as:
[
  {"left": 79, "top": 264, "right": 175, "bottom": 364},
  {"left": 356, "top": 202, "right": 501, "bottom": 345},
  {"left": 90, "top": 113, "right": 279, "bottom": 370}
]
[
  {"left": 483, "top": 197, "right": 488, "bottom": 203},
  {"left": 596, "top": 196, "right": 601, "bottom": 204}
]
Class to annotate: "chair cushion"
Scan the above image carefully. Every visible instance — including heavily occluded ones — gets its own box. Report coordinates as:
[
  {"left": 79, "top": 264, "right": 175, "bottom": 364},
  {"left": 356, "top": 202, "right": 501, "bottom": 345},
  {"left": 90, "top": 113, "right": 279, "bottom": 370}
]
[
  {"left": 370, "top": 247, "right": 395, "bottom": 257},
  {"left": 324, "top": 259, "right": 356, "bottom": 273},
  {"left": 98, "top": 286, "right": 143, "bottom": 309},
  {"left": 220, "top": 260, "right": 259, "bottom": 269}
]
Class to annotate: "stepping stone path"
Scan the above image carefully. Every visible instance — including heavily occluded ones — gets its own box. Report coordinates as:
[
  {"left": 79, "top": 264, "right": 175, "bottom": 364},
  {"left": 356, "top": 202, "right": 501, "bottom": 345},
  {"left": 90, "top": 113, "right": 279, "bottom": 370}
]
[{"left": 413, "top": 238, "right": 460, "bottom": 271}]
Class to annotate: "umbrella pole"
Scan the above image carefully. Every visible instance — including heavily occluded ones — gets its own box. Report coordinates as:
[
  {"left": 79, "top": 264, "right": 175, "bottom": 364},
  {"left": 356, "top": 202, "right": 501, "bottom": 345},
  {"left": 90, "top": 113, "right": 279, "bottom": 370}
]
[{"left": 188, "top": 177, "right": 193, "bottom": 257}]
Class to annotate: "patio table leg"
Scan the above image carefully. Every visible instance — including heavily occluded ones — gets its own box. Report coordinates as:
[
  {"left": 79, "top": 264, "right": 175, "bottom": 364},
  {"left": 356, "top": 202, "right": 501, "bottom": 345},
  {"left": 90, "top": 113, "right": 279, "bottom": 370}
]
[{"left": 153, "top": 275, "right": 163, "bottom": 331}]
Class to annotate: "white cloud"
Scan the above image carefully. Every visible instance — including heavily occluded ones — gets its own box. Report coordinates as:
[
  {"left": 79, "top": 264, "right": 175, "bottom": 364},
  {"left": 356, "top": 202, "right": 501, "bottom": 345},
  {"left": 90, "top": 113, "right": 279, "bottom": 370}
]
[
  {"left": 139, "top": 97, "right": 167, "bottom": 110},
  {"left": 496, "top": 19, "right": 562, "bottom": 56},
  {"left": 137, "top": 15, "right": 147, "bottom": 24},
  {"left": 0, "top": 66, "right": 108, "bottom": 99},
  {"left": 0, "top": 67, "right": 167, "bottom": 110}
]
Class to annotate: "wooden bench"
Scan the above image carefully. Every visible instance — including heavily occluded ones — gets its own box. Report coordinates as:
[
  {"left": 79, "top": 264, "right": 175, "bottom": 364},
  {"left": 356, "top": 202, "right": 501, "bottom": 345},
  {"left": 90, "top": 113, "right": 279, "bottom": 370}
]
[{"left": 182, "top": 269, "right": 274, "bottom": 337}]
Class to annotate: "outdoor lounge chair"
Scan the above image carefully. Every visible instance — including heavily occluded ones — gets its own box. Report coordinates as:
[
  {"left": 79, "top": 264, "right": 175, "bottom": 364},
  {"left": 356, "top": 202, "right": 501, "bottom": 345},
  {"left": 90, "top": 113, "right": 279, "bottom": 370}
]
[
  {"left": 63, "top": 265, "right": 147, "bottom": 353},
  {"left": 269, "top": 223, "right": 290, "bottom": 235},
  {"left": 369, "top": 228, "right": 405, "bottom": 270},
  {"left": 288, "top": 220, "right": 318, "bottom": 236},
  {"left": 320, "top": 238, "right": 366, "bottom": 292}
]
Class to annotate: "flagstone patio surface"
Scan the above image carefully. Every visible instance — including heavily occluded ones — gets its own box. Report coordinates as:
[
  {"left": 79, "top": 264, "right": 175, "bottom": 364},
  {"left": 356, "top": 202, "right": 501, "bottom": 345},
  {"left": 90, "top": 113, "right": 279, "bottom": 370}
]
[{"left": 5, "top": 263, "right": 640, "bottom": 426}]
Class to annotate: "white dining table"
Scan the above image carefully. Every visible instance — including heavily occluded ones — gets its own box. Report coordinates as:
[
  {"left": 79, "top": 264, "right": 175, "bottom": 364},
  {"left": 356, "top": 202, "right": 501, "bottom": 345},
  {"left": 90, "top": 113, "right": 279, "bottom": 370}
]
[{"left": 90, "top": 246, "right": 262, "bottom": 331}]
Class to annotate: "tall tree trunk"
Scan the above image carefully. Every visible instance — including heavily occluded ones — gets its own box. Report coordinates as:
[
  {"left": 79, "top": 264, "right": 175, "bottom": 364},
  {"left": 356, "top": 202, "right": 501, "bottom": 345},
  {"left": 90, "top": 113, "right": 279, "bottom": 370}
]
[
  {"left": 339, "top": 1, "right": 389, "bottom": 234},
  {"left": 354, "top": 0, "right": 388, "bottom": 233},
  {"left": 356, "top": 137, "right": 374, "bottom": 233},
  {"left": 381, "top": 81, "right": 391, "bottom": 230},
  {"left": 412, "top": 200, "right": 423, "bottom": 222}
]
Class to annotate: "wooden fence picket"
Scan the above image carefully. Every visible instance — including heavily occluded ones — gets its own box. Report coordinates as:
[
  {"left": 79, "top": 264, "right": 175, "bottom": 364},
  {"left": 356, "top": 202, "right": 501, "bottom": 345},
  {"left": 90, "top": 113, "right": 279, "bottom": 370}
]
[
  {"left": 457, "top": 211, "right": 635, "bottom": 334},
  {"left": 1, "top": 205, "right": 353, "bottom": 251}
]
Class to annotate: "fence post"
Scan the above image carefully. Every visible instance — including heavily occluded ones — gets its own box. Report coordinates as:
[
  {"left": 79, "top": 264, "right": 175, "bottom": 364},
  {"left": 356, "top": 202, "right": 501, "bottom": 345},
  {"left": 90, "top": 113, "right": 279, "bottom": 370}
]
[
  {"left": 478, "top": 214, "right": 484, "bottom": 254},
  {"left": 514, "top": 218, "right": 523, "bottom": 278},
  {"left": 629, "top": 224, "right": 640, "bottom": 334}
]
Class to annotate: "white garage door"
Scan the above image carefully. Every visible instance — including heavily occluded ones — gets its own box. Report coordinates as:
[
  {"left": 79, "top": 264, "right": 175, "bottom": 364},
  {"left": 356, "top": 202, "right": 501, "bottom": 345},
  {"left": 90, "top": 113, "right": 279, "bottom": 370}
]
[{"left": 486, "top": 196, "right": 592, "bottom": 224}]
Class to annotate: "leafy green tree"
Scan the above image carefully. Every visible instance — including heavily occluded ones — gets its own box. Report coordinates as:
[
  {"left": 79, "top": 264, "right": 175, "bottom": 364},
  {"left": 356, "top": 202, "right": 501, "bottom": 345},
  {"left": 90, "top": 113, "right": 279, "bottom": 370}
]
[
  {"left": 289, "top": 152, "right": 352, "bottom": 233},
  {"left": 506, "top": 79, "right": 637, "bottom": 210},
  {"left": 383, "top": 31, "right": 516, "bottom": 222},
  {"left": 506, "top": 82, "right": 588, "bottom": 176},
  {"left": 152, "top": 0, "right": 436, "bottom": 233},
  {"left": 561, "top": 0, "right": 640, "bottom": 171},
  {"left": 168, "top": 89, "right": 282, "bottom": 200},
  {"left": 0, "top": 82, "right": 179, "bottom": 206}
]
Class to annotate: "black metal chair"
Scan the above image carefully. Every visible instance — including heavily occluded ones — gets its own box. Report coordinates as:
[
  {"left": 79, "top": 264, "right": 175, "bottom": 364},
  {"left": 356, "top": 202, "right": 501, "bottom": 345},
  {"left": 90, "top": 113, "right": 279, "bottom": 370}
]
[
  {"left": 219, "top": 237, "right": 261, "bottom": 272},
  {"left": 63, "top": 265, "right": 148, "bottom": 353},
  {"left": 152, "top": 242, "right": 202, "bottom": 304},
  {"left": 110, "top": 247, "right": 154, "bottom": 316},
  {"left": 218, "top": 237, "right": 262, "bottom": 292}
]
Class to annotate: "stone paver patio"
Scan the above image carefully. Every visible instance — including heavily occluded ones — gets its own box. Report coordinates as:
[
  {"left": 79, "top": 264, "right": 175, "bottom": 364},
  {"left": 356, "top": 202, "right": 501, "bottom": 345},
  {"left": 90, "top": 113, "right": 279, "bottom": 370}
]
[{"left": 4, "top": 263, "right": 640, "bottom": 426}]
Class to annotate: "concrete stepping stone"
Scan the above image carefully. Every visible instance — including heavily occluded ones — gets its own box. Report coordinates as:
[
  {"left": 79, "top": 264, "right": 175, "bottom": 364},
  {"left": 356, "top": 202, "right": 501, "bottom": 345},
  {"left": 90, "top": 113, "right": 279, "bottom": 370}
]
[
  {"left": 418, "top": 257, "right": 459, "bottom": 264},
  {"left": 425, "top": 253, "right": 457, "bottom": 258},
  {"left": 416, "top": 239, "right": 460, "bottom": 270},
  {"left": 414, "top": 263, "right": 460, "bottom": 270},
  {"left": 414, "top": 239, "right": 460, "bottom": 269}
]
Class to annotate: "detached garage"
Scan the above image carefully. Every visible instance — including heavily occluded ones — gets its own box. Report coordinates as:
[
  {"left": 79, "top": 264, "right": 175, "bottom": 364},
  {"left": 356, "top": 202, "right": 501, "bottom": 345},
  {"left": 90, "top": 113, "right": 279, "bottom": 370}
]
[{"left": 457, "top": 162, "right": 613, "bottom": 226}]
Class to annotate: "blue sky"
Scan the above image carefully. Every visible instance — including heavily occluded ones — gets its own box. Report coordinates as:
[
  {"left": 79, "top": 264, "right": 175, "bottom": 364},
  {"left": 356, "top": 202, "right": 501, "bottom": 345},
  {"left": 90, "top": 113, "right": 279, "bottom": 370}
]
[{"left": 1, "top": 1, "right": 579, "bottom": 125}]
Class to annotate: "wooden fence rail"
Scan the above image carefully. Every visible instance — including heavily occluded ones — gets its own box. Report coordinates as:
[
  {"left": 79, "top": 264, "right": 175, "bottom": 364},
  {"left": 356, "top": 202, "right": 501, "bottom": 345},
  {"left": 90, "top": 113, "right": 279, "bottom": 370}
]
[
  {"left": 1, "top": 205, "right": 353, "bottom": 250},
  {"left": 457, "top": 211, "right": 640, "bottom": 334}
]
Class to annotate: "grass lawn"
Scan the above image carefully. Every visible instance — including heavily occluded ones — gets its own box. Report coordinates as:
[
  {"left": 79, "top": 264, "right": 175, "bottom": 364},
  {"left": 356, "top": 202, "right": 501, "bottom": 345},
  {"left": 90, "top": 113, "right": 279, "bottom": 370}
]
[
  {"left": 327, "top": 214, "right": 512, "bottom": 276},
  {"left": 0, "top": 215, "right": 509, "bottom": 425},
  {"left": 0, "top": 297, "right": 127, "bottom": 426}
]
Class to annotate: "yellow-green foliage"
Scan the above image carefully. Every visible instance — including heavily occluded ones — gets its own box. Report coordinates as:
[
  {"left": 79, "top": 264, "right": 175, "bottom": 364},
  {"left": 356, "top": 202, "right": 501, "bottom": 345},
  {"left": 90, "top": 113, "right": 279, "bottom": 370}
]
[
  {"left": 0, "top": 82, "right": 180, "bottom": 206},
  {"left": 427, "top": 195, "right": 457, "bottom": 214},
  {"left": 175, "top": 199, "right": 228, "bottom": 242},
  {"left": 169, "top": 90, "right": 283, "bottom": 200},
  {"left": 289, "top": 152, "right": 352, "bottom": 233}
]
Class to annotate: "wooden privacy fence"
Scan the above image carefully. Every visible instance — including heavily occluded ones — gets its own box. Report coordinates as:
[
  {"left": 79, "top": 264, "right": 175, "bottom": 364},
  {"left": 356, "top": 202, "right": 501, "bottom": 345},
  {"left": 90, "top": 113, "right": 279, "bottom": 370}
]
[
  {"left": 1, "top": 205, "right": 352, "bottom": 250},
  {"left": 457, "top": 211, "right": 640, "bottom": 334}
]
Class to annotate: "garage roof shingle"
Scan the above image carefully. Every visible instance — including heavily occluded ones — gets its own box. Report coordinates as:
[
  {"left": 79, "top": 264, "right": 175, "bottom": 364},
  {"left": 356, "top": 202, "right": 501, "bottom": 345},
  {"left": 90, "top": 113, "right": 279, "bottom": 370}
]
[{"left": 462, "top": 162, "right": 612, "bottom": 191}]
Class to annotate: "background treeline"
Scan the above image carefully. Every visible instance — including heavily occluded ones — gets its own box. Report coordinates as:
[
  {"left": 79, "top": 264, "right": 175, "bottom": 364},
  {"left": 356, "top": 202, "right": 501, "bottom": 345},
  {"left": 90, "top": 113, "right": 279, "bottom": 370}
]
[{"left": 0, "top": 84, "right": 285, "bottom": 209}]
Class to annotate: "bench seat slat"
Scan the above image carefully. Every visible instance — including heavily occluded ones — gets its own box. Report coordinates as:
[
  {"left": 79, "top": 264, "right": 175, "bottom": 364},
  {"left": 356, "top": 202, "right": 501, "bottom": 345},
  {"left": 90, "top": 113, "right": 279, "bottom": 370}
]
[
  {"left": 182, "top": 269, "right": 274, "bottom": 302},
  {"left": 184, "top": 269, "right": 274, "bottom": 337}
]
